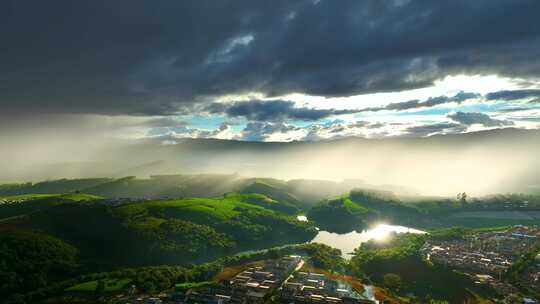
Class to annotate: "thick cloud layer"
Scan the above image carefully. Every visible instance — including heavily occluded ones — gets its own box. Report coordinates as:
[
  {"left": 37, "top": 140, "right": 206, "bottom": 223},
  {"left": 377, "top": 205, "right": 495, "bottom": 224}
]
[
  {"left": 448, "top": 112, "right": 514, "bottom": 127},
  {"left": 485, "top": 89, "right": 540, "bottom": 101},
  {"left": 359, "top": 91, "right": 481, "bottom": 112},
  {"left": 405, "top": 123, "right": 467, "bottom": 137},
  {"left": 2, "top": 0, "right": 540, "bottom": 117},
  {"left": 206, "top": 100, "right": 361, "bottom": 122}
]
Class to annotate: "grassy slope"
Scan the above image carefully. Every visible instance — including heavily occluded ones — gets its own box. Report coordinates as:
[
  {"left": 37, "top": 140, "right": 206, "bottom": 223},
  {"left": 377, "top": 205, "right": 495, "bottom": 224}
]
[
  {"left": 0, "top": 178, "right": 114, "bottom": 196},
  {"left": 239, "top": 181, "right": 301, "bottom": 213},
  {"left": 113, "top": 193, "right": 316, "bottom": 247},
  {"left": 0, "top": 193, "right": 102, "bottom": 220},
  {"left": 13, "top": 193, "right": 315, "bottom": 268},
  {"left": 0, "top": 176, "right": 346, "bottom": 210},
  {"left": 307, "top": 196, "right": 378, "bottom": 233},
  {"left": 65, "top": 278, "right": 132, "bottom": 293},
  {"left": 1, "top": 193, "right": 102, "bottom": 202},
  {"left": 342, "top": 197, "right": 370, "bottom": 214},
  {"left": 0, "top": 229, "right": 80, "bottom": 298},
  {"left": 113, "top": 193, "right": 272, "bottom": 225}
]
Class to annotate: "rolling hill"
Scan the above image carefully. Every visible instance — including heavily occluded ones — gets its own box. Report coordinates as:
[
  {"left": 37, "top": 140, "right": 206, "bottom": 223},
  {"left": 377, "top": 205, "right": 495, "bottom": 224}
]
[
  {"left": 0, "top": 193, "right": 102, "bottom": 220},
  {"left": 1, "top": 193, "right": 316, "bottom": 268},
  {"left": 0, "top": 175, "right": 379, "bottom": 210}
]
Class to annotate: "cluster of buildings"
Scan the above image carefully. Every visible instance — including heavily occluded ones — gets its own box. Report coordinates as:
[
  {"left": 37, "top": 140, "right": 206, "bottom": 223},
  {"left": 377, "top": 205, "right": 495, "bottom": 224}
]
[
  {"left": 161, "top": 256, "right": 376, "bottom": 304},
  {"left": 421, "top": 225, "right": 540, "bottom": 301},
  {"left": 280, "top": 272, "right": 374, "bottom": 304},
  {"left": 176, "top": 256, "right": 303, "bottom": 304},
  {"left": 422, "top": 225, "right": 540, "bottom": 278}
]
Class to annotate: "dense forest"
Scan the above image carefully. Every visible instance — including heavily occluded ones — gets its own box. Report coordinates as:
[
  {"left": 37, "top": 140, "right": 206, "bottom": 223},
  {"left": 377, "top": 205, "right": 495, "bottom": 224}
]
[
  {"left": 0, "top": 230, "right": 80, "bottom": 299},
  {"left": 2, "top": 242, "right": 342, "bottom": 304},
  {"left": 2, "top": 193, "right": 316, "bottom": 267}
]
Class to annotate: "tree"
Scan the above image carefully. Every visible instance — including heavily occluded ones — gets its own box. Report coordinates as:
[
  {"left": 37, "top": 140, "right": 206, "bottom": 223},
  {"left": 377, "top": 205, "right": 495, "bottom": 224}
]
[
  {"left": 383, "top": 273, "right": 402, "bottom": 291},
  {"left": 95, "top": 280, "right": 105, "bottom": 294},
  {"left": 457, "top": 192, "right": 467, "bottom": 205}
]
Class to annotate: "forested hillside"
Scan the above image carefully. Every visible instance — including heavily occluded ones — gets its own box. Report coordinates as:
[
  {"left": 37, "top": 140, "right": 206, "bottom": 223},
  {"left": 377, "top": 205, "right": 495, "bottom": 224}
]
[{"left": 1, "top": 193, "right": 316, "bottom": 269}]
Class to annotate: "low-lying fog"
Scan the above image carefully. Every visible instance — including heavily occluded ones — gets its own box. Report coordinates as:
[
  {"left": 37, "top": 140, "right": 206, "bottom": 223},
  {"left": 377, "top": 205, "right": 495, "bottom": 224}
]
[{"left": 1, "top": 124, "right": 539, "bottom": 196}]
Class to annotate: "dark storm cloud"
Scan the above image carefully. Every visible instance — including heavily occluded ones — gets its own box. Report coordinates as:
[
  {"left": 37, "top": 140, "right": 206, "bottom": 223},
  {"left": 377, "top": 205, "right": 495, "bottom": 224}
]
[
  {"left": 360, "top": 91, "right": 480, "bottom": 112},
  {"left": 2, "top": 0, "right": 540, "bottom": 116},
  {"left": 207, "top": 91, "right": 481, "bottom": 122},
  {"left": 405, "top": 123, "right": 467, "bottom": 137},
  {"left": 485, "top": 89, "right": 540, "bottom": 101},
  {"left": 237, "top": 122, "right": 298, "bottom": 141},
  {"left": 447, "top": 112, "right": 514, "bottom": 127},
  {"left": 206, "top": 100, "right": 360, "bottom": 121}
]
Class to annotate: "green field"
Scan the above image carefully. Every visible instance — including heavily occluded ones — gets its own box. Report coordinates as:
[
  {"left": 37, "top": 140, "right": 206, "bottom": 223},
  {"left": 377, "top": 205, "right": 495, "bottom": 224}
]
[
  {"left": 65, "top": 278, "right": 132, "bottom": 292},
  {"left": 6, "top": 192, "right": 316, "bottom": 272},
  {"left": 342, "top": 197, "right": 370, "bottom": 215},
  {"left": 113, "top": 193, "right": 284, "bottom": 227},
  {"left": 1, "top": 193, "right": 58, "bottom": 201},
  {"left": 2, "top": 193, "right": 101, "bottom": 201},
  {"left": 175, "top": 281, "right": 215, "bottom": 291}
]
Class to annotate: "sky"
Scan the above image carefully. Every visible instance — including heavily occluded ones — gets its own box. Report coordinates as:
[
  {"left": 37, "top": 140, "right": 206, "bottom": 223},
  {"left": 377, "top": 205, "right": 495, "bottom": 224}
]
[{"left": 2, "top": 0, "right": 540, "bottom": 143}]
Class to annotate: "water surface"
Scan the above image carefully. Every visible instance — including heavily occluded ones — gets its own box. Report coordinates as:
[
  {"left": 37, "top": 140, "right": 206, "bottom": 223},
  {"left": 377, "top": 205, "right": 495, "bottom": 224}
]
[{"left": 305, "top": 218, "right": 425, "bottom": 259}]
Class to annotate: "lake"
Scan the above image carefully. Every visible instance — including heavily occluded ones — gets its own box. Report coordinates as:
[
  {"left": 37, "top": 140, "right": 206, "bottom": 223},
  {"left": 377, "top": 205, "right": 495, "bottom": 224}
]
[{"left": 298, "top": 216, "right": 426, "bottom": 259}]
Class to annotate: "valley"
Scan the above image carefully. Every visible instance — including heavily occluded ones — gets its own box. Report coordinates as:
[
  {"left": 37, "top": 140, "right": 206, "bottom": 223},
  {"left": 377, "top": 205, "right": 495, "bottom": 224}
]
[{"left": 1, "top": 175, "right": 539, "bottom": 303}]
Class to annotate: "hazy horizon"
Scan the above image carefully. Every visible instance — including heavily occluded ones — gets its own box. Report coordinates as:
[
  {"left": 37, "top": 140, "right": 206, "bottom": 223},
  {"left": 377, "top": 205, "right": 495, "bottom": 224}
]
[
  {"left": 2, "top": 1, "right": 540, "bottom": 196},
  {"left": 2, "top": 128, "right": 539, "bottom": 197}
]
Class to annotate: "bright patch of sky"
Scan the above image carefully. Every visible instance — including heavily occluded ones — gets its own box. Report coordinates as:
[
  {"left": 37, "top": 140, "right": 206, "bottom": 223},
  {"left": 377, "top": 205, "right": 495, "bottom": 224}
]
[
  {"left": 183, "top": 115, "right": 228, "bottom": 130},
  {"left": 280, "top": 74, "right": 525, "bottom": 110},
  {"left": 142, "top": 74, "right": 540, "bottom": 141},
  {"left": 206, "top": 34, "right": 254, "bottom": 65}
]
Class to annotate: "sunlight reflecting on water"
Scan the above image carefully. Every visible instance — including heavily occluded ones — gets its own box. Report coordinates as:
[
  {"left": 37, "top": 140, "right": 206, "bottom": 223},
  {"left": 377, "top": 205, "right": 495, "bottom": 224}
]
[
  {"left": 297, "top": 215, "right": 308, "bottom": 222},
  {"left": 310, "top": 223, "right": 426, "bottom": 259}
]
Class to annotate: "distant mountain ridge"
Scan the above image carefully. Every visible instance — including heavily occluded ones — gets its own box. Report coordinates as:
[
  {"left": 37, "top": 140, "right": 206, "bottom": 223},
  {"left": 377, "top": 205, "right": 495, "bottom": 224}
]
[
  {"left": 2, "top": 128, "right": 539, "bottom": 195},
  {"left": 1, "top": 175, "right": 404, "bottom": 208}
]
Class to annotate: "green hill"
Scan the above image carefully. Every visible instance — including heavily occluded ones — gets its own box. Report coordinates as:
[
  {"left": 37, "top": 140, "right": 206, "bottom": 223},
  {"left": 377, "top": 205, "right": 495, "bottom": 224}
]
[
  {"left": 0, "top": 176, "right": 372, "bottom": 209},
  {"left": 0, "top": 178, "right": 113, "bottom": 196},
  {"left": 308, "top": 197, "right": 378, "bottom": 233},
  {"left": 11, "top": 193, "right": 316, "bottom": 268},
  {"left": 0, "top": 229, "right": 80, "bottom": 298},
  {"left": 0, "top": 193, "right": 102, "bottom": 220},
  {"left": 238, "top": 181, "right": 301, "bottom": 214},
  {"left": 0, "top": 175, "right": 247, "bottom": 199},
  {"left": 308, "top": 190, "right": 422, "bottom": 233}
]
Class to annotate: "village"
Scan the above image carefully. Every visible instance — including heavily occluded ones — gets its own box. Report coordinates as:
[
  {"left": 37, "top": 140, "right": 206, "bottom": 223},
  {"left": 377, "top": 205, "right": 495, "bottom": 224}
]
[
  {"left": 117, "top": 256, "right": 377, "bottom": 304},
  {"left": 421, "top": 225, "right": 540, "bottom": 299}
]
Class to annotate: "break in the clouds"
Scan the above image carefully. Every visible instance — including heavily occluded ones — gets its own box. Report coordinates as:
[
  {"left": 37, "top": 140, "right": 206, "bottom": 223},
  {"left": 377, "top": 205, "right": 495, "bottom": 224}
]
[{"left": 2, "top": 0, "right": 540, "bottom": 141}]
